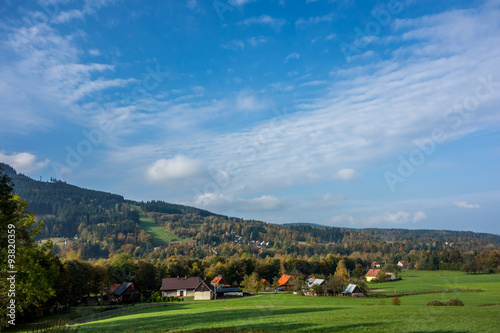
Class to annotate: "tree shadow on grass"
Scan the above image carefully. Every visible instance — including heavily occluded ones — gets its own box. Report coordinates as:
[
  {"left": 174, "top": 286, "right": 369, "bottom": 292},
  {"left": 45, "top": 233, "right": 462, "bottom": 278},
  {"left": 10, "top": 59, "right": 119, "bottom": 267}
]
[{"left": 78, "top": 305, "right": 342, "bottom": 332}]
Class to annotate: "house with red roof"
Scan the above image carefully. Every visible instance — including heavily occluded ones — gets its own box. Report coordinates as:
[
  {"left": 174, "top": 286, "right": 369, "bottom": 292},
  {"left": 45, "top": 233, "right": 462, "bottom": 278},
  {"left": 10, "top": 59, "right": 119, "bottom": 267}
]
[
  {"left": 365, "top": 268, "right": 381, "bottom": 282},
  {"left": 211, "top": 276, "right": 230, "bottom": 287}
]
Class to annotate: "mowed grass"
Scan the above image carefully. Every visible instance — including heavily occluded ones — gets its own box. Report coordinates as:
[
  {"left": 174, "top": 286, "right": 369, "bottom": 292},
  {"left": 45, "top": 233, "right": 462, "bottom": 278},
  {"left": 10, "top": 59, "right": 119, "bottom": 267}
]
[
  {"left": 133, "top": 206, "right": 176, "bottom": 246},
  {"left": 77, "top": 271, "right": 500, "bottom": 333}
]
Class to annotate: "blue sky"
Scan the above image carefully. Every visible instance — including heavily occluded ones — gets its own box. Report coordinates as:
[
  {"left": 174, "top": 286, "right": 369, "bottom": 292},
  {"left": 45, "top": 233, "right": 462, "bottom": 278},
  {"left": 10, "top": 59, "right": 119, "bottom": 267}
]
[{"left": 1, "top": 0, "right": 500, "bottom": 233}]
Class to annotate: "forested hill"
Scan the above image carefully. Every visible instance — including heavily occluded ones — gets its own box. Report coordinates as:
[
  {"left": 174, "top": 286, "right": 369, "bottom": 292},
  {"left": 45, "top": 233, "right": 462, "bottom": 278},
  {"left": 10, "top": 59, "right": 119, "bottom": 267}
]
[
  {"left": 360, "top": 228, "right": 500, "bottom": 243},
  {"left": 1, "top": 163, "right": 499, "bottom": 261}
]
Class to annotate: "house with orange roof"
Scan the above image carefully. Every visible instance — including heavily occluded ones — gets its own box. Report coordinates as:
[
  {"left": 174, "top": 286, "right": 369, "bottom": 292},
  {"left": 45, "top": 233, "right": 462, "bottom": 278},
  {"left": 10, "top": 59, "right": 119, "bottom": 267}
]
[
  {"left": 210, "top": 276, "right": 230, "bottom": 287},
  {"left": 278, "top": 274, "right": 296, "bottom": 290}
]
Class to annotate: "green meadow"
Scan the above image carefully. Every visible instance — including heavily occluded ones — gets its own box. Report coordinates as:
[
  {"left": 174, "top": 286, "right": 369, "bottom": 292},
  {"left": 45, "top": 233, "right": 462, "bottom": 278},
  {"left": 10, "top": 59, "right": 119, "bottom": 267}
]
[
  {"left": 133, "top": 206, "right": 177, "bottom": 246},
  {"left": 75, "top": 271, "right": 500, "bottom": 333}
]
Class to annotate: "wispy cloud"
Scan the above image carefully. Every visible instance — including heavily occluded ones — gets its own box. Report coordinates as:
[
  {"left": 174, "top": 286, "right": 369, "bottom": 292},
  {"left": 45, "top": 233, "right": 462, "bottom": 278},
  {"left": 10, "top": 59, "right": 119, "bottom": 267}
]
[
  {"left": 283, "top": 52, "right": 300, "bottom": 63},
  {"left": 332, "top": 169, "right": 360, "bottom": 181},
  {"left": 239, "top": 15, "right": 286, "bottom": 31},
  {"left": 454, "top": 201, "right": 480, "bottom": 209},
  {"left": 295, "top": 13, "right": 335, "bottom": 27}
]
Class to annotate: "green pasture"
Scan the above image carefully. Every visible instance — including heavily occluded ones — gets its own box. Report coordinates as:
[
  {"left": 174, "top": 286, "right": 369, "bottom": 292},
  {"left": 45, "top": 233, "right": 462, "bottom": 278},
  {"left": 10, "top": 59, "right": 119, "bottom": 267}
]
[{"left": 76, "top": 271, "right": 500, "bottom": 332}]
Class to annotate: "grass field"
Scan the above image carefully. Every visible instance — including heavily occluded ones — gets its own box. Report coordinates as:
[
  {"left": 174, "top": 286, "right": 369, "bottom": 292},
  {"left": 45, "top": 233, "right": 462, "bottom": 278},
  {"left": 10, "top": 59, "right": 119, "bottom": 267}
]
[
  {"left": 133, "top": 206, "right": 177, "bottom": 246},
  {"left": 75, "top": 271, "right": 500, "bottom": 332}
]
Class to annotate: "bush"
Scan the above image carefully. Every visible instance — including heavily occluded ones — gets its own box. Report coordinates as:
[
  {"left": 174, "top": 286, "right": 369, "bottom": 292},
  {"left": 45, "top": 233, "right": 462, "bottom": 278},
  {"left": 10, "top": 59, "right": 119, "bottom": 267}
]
[
  {"left": 427, "top": 300, "right": 445, "bottom": 306},
  {"left": 391, "top": 297, "right": 401, "bottom": 306},
  {"left": 445, "top": 298, "right": 464, "bottom": 306}
]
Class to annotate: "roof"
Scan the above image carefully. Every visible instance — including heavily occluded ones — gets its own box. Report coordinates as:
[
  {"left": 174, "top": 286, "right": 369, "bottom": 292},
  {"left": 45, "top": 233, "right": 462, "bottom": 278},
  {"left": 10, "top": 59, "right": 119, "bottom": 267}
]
[
  {"left": 112, "top": 282, "right": 133, "bottom": 296},
  {"left": 262, "top": 279, "right": 270, "bottom": 284},
  {"left": 160, "top": 277, "right": 200, "bottom": 291},
  {"left": 109, "top": 283, "right": 121, "bottom": 294},
  {"left": 341, "top": 284, "right": 364, "bottom": 294},
  {"left": 308, "top": 278, "right": 325, "bottom": 287},
  {"left": 278, "top": 275, "right": 294, "bottom": 286},
  {"left": 211, "top": 276, "right": 230, "bottom": 287},
  {"left": 365, "top": 269, "right": 381, "bottom": 278},
  {"left": 194, "top": 280, "right": 215, "bottom": 292},
  {"left": 217, "top": 287, "right": 242, "bottom": 293}
]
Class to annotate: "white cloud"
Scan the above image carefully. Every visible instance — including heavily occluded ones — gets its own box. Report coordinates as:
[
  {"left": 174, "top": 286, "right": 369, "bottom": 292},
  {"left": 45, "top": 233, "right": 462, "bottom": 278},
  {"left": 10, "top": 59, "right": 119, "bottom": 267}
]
[
  {"left": 0, "top": 152, "right": 50, "bottom": 173},
  {"left": 235, "top": 90, "right": 268, "bottom": 111},
  {"left": 247, "top": 36, "right": 271, "bottom": 47},
  {"left": 239, "top": 15, "right": 286, "bottom": 31},
  {"left": 329, "top": 210, "right": 426, "bottom": 227},
  {"left": 332, "top": 169, "right": 360, "bottom": 181},
  {"left": 88, "top": 49, "right": 100, "bottom": 56},
  {"left": 221, "top": 39, "right": 245, "bottom": 50},
  {"left": 283, "top": 52, "right": 300, "bottom": 63},
  {"left": 146, "top": 156, "right": 205, "bottom": 182},
  {"left": 454, "top": 201, "right": 480, "bottom": 209},
  {"left": 295, "top": 13, "right": 335, "bottom": 27},
  {"left": 413, "top": 211, "right": 427, "bottom": 222},
  {"left": 229, "top": 0, "right": 256, "bottom": 7},
  {"left": 194, "top": 193, "right": 286, "bottom": 212}
]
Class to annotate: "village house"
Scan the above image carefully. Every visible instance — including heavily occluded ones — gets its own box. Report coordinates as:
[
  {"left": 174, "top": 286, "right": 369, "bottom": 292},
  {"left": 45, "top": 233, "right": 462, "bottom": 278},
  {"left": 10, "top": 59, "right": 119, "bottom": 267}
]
[
  {"left": 261, "top": 279, "right": 271, "bottom": 290},
  {"left": 277, "top": 274, "right": 296, "bottom": 290},
  {"left": 194, "top": 280, "right": 243, "bottom": 300},
  {"left": 109, "top": 282, "right": 142, "bottom": 302},
  {"left": 307, "top": 276, "right": 325, "bottom": 289},
  {"left": 160, "top": 276, "right": 200, "bottom": 297},
  {"left": 397, "top": 260, "right": 410, "bottom": 270},
  {"left": 371, "top": 261, "right": 381, "bottom": 268},
  {"left": 194, "top": 280, "right": 215, "bottom": 300},
  {"left": 365, "top": 268, "right": 381, "bottom": 282},
  {"left": 341, "top": 284, "right": 365, "bottom": 297},
  {"left": 211, "top": 276, "right": 230, "bottom": 287},
  {"left": 305, "top": 276, "right": 326, "bottom": 295}
]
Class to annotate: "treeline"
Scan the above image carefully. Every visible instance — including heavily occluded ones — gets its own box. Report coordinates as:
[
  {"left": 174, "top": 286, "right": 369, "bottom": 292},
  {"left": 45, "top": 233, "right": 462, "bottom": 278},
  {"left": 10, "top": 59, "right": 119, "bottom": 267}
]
[{"left": 361, "top": 228, "right": 500, "bottom": 243}]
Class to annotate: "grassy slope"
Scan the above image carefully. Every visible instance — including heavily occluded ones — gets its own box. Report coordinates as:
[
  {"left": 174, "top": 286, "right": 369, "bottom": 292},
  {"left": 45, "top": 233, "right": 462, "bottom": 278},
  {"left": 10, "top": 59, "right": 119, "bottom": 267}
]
[
  {"left": 77, "top": 271, "right": 500, "bottom": 333},
  {"left": 133, "top": 206, "right": 177, "bottom": 246}
]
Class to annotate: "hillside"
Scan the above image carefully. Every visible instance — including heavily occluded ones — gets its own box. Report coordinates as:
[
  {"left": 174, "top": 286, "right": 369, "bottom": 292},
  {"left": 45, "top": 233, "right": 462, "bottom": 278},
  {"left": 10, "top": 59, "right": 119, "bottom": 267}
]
[{"left": 1, "top": 163, "right": 499, "bottom": 262}]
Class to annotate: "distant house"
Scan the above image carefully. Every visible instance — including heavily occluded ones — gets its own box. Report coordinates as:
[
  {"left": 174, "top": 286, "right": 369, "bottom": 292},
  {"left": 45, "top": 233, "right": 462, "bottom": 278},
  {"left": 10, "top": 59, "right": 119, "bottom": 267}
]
[
  {"left": 305, "top": 277, "right": 326, "bottom": 296},
  {"left": 397, "top": 261, "right": 410, "bottom": 270},
  {"left": 194, "top": 280, "right": 215, "bottom": 300},
  {"left": 194, "top": 280, "right": 243, "bottom": 300},
  {"left": 365, "top": 268, "right": 381, "bottom": 282},
  {"left": 109, "top": 282, "right": 142, "bottom": 302},
  {"left": 261, "top": 279, "right": 271, "bottom": 290},
  {"left": 160, "top": 276, "right": 200, "bottom": 297},
  {"left": 211, "top": 276, "right": 230, "bottom": 287},
  {"left": 307, "top": 277, "right": 325, "bottom": 288},
  {"left": 371, "top": 261, "right": 381, "bottom": 268},
  {"left": 341, "top": 284, "right": 365, "bottom": 297},
  {"left": 385, "top": 272, "right": 397, "bottom": 281},
  {"left": 278, "top": 275, "right": 296, "bottom": 290}
]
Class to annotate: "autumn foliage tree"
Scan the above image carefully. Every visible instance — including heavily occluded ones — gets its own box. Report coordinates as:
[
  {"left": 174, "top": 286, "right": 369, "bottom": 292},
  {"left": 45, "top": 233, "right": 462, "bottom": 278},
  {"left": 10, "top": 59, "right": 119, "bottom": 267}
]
[{"left": 0, "top": 167, "right": 60, "bottom": 328}]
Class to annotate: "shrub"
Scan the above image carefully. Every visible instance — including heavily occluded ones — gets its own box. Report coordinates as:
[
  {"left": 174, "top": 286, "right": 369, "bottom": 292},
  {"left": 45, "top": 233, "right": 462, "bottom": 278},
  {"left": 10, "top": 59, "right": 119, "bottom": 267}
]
[
  {"left": 427, "top": 300, "right": 445, "bottom": 306},
  {"left": 445, "top": 298, "right": 464, "bottom": 306},
  {"left": 391, "top": 297, "right": 401, "bottom": 306}
]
